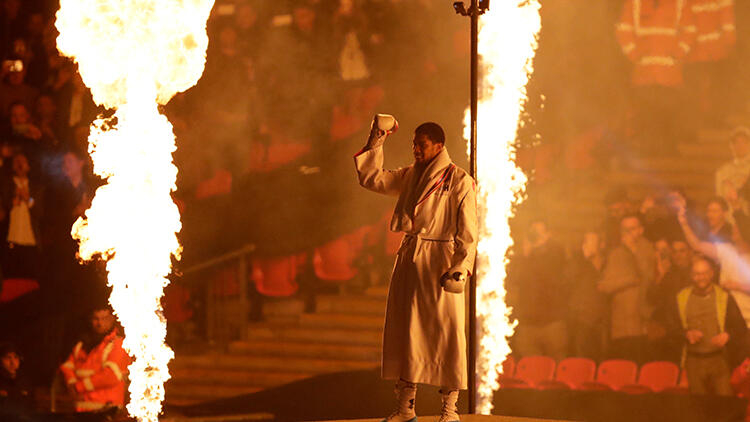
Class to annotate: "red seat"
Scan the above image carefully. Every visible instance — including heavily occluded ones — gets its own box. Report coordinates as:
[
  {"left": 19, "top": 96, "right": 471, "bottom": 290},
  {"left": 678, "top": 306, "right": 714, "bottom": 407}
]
[
  {"left": 581, "top": 359, "right": 638, "bottom": 391},
  {"left": 0, "top": 278, "right": 39, "bottom": 302},
  {"left": 252, "top": 254, "right": 303, "bottom": 297},
  {"left": 500, "top": 356, "right": 556, "bottom": 389},
  {"left": 663, "top": 369, "right": 689, "bottom": 394},
  {"left": 537, "top": 357, "right": 596, "bottom": 390},
  {"left": 314, "top": 227, "right": 371, "bottom": 283},
  {"left": 638, "top": 361, "right": 680, "bottom": 392}
]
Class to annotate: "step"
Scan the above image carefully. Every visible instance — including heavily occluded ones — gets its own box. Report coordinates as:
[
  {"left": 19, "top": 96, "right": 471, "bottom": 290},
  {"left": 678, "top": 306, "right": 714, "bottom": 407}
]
[
  {"left": 262, "top": 298, "right": 305, "bottom": 317},
  {"left": 227, "top": 339, "right": 380, "bottom": 361},
  {"left": 172, "top": 353, "right": 379, "bottom": 373},
  {"left": 169, "top": 368, "right": 312, "bottom": 387},
  {"left": 165, "top": 383, "right": 263, "bottom": 402},
  {"left": 315, "top": 295, "right": 386, "bottom": 316},
  {"left": 365, "top": 285, "right": 389, "bottom": 298},
  {"left": 634, "top": 157, "right": 720, "bottom": 173},
  {"left": 246, "top": 323, "right": 382, "bottom": 346},
  {"left": 677, "top": 143, "right": 732, "bottom": 160},
  {"left": 299, "top": 313, "right": 384, "bottom": 330}
]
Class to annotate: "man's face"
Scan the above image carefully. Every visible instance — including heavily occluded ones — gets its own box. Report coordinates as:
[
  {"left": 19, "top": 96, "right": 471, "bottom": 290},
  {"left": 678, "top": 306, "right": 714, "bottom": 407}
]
[
  {"left": 671, "top": 240, "right": 692, "bottom": 269},
  {"left": 732, "top": 135, "right": 750, "bottom": 159},
  {"left": 706, "top": 202, "right": 726, "bottom": 228},
  {"left": 412, "top": 134, "right": 442, "bottom": 165},
  {"left": 12, "top": 154, "right": 29, "bottom": 177},
  {"left": 0, "top": 352, "right": 19, "bottom": 377},
  {"left": 581, "top": 232, "right": 601, "bottom": 258},
  {"left": 691, "top": 259, "right": 714, "bottom": 293},
  {"left": 620, "top": 216, "right": 643, "bottom": 244},
  {"left": 9, "top": 104, "right": 29, "bottom": 127},
  {"left": 91, "top": 309, "right": 115, "bottom": 335},
  {"left": 62, "top": 152, "right": 83, "bottom": 181},
  {"left": 36, "top": 95, "right": 56, "bottom": 119},
  {"left": 608, "top": 201, "right": 630, "bottom": 220}
]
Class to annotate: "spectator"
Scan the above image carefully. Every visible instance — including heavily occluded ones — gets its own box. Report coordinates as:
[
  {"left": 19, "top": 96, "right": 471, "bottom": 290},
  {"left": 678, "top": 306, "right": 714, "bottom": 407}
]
[
  {"left": 34, "top": 93, "right": 61, "bottom": 148},
  {"left": 696, "top": 197, "right": 733, "bottom": 243},
  {"left": 668, "top": 256, "right": 747, "bottom": 396},
  {"left": 0, "top": 0, "right": 25, "bottom": 60},
  {"left": 59, "top": 305, "right": 129, "bottom": 412},
  {"left": 716, "top": 126, "right": 750, "bottom": 211},
  {"left": 0, "top": 60, "right": 39, "bottom": 117},
  {"left": 0, "top": 152, "right": 43, "bottom": 279},
  {"left": 0, "top": 343, "right": 32, "bottom": 411},
  {"left": 5, "top": 101, "right": 43, "bottom": 171},
  {"left": 677, "top": 201, "right": 750, "bottom": 328},
  {"left": 598, "top": 214, "right": 656, "bottom": 364},
  {"left": 510, "top": 219, "right": 568, "bottom": 360},
  {"left": 602, "top": 186, "right": 633, "bottom": 250},
  {"left": 566, "top": 230, "right": 607, "bottom": 360},
  {"left": 55, "top": 72, "right": 97, "bottom": 137}
]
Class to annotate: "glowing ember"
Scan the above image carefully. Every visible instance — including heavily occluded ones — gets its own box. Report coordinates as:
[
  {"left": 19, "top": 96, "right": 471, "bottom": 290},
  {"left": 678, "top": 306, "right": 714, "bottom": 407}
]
[
  {"left": 464, "top": 1, "right": 541, "bottom": 414},
  {"left": 55, "top": 1, "right": 214, "bottom": 420}
]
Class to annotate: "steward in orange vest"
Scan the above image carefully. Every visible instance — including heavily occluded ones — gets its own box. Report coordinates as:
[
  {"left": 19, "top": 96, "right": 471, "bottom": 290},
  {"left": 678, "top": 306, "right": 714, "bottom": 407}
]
[
  {"left": 59, "top": 307, "right": 130, "bottom": 412},
  {"left": 616, "top": 0, "right": 697, "bottom": 86},
  {"left": 686, "top": 0, "right": 736, "bottom": 62}
]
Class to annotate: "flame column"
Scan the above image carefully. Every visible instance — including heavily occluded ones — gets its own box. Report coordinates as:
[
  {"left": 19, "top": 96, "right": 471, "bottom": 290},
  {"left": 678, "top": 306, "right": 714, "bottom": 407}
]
[
  {"left": 56, "top": 1, "right": 215, "bottom": 421},
  {"left": 456, "top": 0, "right": 542, "bottom": 414}
]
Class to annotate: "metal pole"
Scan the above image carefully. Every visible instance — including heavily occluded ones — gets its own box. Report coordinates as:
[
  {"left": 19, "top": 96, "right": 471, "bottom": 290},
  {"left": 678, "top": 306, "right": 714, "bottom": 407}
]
[{"left": 468, "top": 0, "right": 479, "bottom": 414}]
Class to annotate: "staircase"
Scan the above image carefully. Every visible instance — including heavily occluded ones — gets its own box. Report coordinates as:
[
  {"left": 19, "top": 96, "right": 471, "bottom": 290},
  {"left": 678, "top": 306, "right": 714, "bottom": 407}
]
[{"left": 165, "top": 286, "right": 387, "bottom": 406}]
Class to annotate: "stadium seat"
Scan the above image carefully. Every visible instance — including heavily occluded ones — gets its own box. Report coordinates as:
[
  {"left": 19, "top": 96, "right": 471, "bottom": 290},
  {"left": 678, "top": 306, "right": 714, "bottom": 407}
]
[
  {"left": 252, "top": 254, "right": 303, "bottom": 297},
  {"left": 500, "top": 355, "right": 555, "bottom": 389},
  {"left": 537, "top": 357, "right": 596, "bottom": 390},
  {"left": 581, "top": 359, "right": 638, "bottom": 391},
  {"left": 639, "top": 361, "right": 680, "bottom": 392},
  {"left": 314, "top": 226, "right": 371, "bottom": 283},
  {"left": 0, "top": 278, "right": 39, "bottom": 303}
]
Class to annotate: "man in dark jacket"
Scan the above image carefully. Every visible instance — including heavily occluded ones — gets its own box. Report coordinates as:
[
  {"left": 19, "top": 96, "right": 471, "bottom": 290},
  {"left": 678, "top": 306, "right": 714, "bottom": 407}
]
[
  {"left": 511, "top": 219, "right": 568, "bottom": 360},
  {"left": 669, "top": 256, "right": 747, "bottom": 395}
]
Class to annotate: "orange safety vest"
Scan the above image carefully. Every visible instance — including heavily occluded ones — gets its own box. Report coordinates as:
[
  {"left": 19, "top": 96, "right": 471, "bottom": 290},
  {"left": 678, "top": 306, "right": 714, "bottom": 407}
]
[
  {"left": 616, "top": 0, "right": 697, "bottom": 86},
  {"left": 59, "top": 330, "right": 130, "bottom": 412},
  {"left": 686, "top": 0, "right": 736, "bottom": 62}
]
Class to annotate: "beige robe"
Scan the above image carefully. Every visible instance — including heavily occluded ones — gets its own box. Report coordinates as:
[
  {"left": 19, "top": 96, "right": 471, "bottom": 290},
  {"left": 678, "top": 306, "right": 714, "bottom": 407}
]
[{"left": 354, "top": 145, "right": 478, "bottom": 389}]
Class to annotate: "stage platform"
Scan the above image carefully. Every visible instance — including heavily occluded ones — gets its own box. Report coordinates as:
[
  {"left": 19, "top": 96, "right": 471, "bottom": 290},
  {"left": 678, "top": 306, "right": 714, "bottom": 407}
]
[{"left": 164, "top": 414, "right": 572, "bottom": 422}]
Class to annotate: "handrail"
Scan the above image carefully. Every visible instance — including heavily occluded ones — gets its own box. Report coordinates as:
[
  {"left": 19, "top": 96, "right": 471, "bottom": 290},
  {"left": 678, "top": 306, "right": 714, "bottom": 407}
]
[{"left": 180, "top": 243, "right": 256, "bottom": 275}]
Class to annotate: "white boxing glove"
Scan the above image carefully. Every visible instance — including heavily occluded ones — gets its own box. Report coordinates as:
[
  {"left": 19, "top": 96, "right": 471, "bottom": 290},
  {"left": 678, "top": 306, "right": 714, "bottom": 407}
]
[{"left": 366, "top": 113, "right": 398, "bottom": 149}]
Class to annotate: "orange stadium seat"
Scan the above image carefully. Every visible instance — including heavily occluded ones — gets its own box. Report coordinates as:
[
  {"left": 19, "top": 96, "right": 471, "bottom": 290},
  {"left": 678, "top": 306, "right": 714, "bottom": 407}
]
[
  {"left": 0, "top": 278, "right": 39, "bottom": 303},
  {"left": 500, "top": 356, "right": 556, "bottom": 389},
  {"left": 662, "top": 369, "right": 689, "bottom": 394},
  {"left": 314, "top": 226, "right": 372, "bottom": 283},
  {"left": 537, "top": 357, "right": 597, "bottom": 390},
  {"left": 581, "top": 359, "right": 638, "bottom": 391},
  {"left": 252, "top": 254, "right": 303, "bottom": 297}
]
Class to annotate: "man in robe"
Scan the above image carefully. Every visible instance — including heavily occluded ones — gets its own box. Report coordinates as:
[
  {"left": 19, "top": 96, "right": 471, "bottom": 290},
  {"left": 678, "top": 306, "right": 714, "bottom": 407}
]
[{"left": 354, "top": 115, "right": 477, "bottom": 422}]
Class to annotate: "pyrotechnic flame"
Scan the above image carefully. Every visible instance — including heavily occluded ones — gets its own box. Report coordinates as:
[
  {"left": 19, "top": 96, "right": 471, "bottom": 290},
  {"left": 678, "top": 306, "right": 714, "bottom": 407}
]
[
  {"left": 56, "top": 1, "right": 214, "bottom": 421},
  {"left": 465, "top": 0, "right": 541, "bottom": 415}
]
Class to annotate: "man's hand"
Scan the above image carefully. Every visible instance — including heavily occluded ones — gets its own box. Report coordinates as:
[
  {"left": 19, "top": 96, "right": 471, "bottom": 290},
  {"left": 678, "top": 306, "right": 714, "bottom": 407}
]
[
  {"left": 440, "top": 271, "right": 465, "bottom": 294},
  {"left": 365, "top": 114, "right": 397, "bottom": 150},
  {"left": 711, "top": 332, "right": 730, "bottom": 348},
  {"left": 686, "top": 329, "right": 703, "bottom": 345}
]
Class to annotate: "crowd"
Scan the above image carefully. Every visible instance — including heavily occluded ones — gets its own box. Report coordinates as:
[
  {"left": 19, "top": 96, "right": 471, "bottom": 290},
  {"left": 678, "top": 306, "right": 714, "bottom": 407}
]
[{"left": 508, "top": 127, "right": 750, "bottom": 396}]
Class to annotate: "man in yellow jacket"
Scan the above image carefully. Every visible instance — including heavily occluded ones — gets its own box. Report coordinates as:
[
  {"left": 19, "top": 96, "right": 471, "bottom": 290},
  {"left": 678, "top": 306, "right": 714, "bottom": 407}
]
[{"left": 670, "top": 256, "right": 747, "bottom": 395}]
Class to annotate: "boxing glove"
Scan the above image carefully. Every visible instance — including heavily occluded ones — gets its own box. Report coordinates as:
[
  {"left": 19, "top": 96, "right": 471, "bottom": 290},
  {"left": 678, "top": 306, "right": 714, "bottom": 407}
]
[
  {"left": 440, "top": 270, "right": 466, "bottom": 294},
  {"left": 366, "top": 113, "right": 398, "bottom": 149}
]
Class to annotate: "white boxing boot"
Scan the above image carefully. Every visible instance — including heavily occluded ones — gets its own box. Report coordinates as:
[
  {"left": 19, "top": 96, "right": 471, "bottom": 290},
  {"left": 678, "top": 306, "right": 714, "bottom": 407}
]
[
  {"left": 382, "top": 379, "right": 417, "bottom": 422},
  {"left": 438, "top": 389, "right": 459, "bottom": 422}
]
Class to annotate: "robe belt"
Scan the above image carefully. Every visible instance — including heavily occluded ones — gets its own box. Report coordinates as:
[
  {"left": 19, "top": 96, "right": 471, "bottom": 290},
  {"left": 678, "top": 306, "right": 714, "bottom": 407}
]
[{"left": 401, "top": 233, "right": 453, "bottom": 263}]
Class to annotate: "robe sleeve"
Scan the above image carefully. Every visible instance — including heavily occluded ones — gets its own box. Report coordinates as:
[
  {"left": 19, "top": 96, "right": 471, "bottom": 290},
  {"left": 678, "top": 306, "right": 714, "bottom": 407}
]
[
  {"left": 354, "top": 145, "right": 408, "bottom": 196},
  {"left": 449, "top": 175, "right": 478, "bottom": 276}
]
